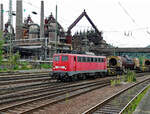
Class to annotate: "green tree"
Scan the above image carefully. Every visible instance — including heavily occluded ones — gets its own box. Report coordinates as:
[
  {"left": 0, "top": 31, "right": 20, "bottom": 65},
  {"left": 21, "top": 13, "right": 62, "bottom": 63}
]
[{"left": 8, "top": 52, "right": 20, "bottom": 70}]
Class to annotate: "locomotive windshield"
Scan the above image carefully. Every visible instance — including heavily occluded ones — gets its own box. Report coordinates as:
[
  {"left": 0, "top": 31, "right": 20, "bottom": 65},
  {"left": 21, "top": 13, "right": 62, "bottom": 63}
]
[
  {"left": 54, "top": 56, "right": 60, "bottom": 61},
  {"left": 62, "top": 56, "right": 68, "bottom": 61}
]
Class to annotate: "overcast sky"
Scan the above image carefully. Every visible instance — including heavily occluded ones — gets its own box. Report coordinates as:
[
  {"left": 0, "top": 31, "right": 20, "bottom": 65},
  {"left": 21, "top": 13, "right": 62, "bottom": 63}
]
[{"left": 1, "top": 0, "right": 150, "bottom": 47}]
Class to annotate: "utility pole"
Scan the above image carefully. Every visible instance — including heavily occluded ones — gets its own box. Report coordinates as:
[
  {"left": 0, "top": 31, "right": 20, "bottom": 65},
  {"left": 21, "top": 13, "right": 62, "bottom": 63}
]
[
  {"left": 8, "top": 0, "right": 13, "bottom": 26},
  {"left": 0, "top": 4, "right": 3, "bottom": 31},
  {"left": 8, "top": 0, "right": 13, "bottom": 59},
  {"left": 55, "top": 5, "right": 58, "bottom": 54},
  {"left": 8, "top": 0, "right": 13, "bottom": 69}
]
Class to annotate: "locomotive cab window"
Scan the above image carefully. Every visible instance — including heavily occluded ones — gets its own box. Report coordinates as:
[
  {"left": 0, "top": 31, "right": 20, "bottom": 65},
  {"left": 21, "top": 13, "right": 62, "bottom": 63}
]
[
  {"left": 54, "top": 56, "right": 60, "bottom": 61},
  {"left": 62, "top": 56, "right": 68, "bottom": 61}
]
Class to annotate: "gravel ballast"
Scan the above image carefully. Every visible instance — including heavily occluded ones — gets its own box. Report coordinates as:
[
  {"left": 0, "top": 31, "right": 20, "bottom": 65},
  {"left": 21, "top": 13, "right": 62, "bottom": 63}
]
[{"left": 33, "top": 75, "right": 150, "bottom": 114}]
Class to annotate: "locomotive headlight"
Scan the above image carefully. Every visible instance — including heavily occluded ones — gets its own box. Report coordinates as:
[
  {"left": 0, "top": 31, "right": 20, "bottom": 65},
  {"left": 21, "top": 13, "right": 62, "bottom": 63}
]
[
  {"left": 55, "top": 66, "right": 66, "bottom": 69},
  {"left": 55, "top": 66, "right": 59, "bottom": 69},
  {"left": 61, "top": 66, "right": 66, "bottom": 69}
]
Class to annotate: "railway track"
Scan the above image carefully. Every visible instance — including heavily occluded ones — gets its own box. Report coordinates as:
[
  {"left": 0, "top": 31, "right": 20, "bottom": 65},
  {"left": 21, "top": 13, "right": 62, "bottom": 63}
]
[
  {"left": 0, "top": 71, "right": 149, "bottom": 113},
  {"left": 0, "top": 78, "right": 102, "bottom": 104},
  {"left": 83, "top": 77, "right": 150, "bottom": 114},
  {"left": 0, "top": 72, "right": 53, "bottom": 94},
  {"left": 0, "top": 72, "right": 49, "bottom": 81},
  {"left": 0, "top": 77, "right": 114, "bottom": 114},
  {"left": 0, "top": 71, "right": 50, "bottom": 76}
]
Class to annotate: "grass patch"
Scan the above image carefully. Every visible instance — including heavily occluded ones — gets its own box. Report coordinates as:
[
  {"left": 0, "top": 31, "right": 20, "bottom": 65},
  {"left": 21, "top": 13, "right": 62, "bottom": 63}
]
[
  {"left": 122, "top": 85, "right": 150, "bottom": 114},
  {"left": 111, "top": 75, "right": 121, "bottom": 86},
  {"left": 123, "top": 70, "right": 136, "bottom": 83},
  {"left": 111, "top": 70, "right": 136, "bottom": 87},
  {"left": 40, "top": 64, "right": 52, "bottom": 69}
]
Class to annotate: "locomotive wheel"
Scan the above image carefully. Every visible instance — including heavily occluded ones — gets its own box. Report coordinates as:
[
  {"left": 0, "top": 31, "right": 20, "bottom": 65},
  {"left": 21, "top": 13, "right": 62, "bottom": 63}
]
[
  {"left": 60, "top": 78, "right": 65, "bottom": 82},
  {"left": 100, "top": 72, "right": 104, "bottom": 78},
  {"left": 80, "top": 74, "right": 86, "bottom": 80},
  {"left": 66, "top": 78, "right": 70, "bottom": 82},
  {"left": 82, "top": 75, "right": 86, "bottom": 80},
  {"left": 93, "top": 74, "right": 97, "bottom": 79},
  {"left": 71, "top": 76, "right": 78, "bottom": 81},
  {"left": 61, "top": 77, "right": 70, "bottom": 82}
]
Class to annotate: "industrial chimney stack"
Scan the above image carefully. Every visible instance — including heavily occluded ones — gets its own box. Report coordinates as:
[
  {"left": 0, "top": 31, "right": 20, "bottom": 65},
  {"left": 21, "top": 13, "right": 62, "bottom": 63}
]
[
  {"left": 40, "top": 1, "right": 44, "bottom": 38},
  {"left": 16, "top": 0, "right": 23, "bottom": 39},
  {"left": 0, "top": 4, "right": 3, "bottom": 31}
]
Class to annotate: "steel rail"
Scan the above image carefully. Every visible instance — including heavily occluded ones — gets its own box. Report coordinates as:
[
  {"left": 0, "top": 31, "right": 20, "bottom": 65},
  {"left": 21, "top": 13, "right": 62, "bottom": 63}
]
[
  {"left": 0, "top": 79, "right": 111, "bottom": 113},
  {"left": 0, "top": 72, "right": 49, "bottom": 78},
  {"left": 0, "top": 78, "right": 111, "bottom": 105},
  {"left": 119, "top": 83, "right": 150, "bottom": 114},
  {"left": 82, "top": 77, "right": 150, "bottom": 114}
]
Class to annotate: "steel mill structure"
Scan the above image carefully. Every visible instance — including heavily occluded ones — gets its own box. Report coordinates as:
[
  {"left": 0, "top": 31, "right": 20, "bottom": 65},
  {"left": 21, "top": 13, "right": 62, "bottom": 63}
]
[{"left": 1, "top": 0, "right": 150, "bottom": 61}]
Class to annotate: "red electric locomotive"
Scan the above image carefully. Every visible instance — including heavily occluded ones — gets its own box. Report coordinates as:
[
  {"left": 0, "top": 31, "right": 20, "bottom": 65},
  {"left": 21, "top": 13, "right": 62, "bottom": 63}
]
[{"left": 51, "top": 53, "right": 107, "bottom": 81}]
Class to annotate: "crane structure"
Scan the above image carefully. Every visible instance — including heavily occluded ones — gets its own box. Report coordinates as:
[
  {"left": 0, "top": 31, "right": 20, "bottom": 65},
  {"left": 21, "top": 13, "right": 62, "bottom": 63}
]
[{"left": 67, "top": 10, "right": 103, "bottom": 41}]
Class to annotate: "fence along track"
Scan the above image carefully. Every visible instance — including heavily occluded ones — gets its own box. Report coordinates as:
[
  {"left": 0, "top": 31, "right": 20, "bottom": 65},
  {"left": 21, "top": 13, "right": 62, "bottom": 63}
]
[{"left": 83, "top": 78, "right": 150, "bottom": 114}]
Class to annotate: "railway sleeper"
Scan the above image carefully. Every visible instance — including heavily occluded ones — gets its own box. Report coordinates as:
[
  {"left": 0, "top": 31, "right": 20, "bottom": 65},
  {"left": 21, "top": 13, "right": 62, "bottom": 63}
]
[
  {"left": 96, "top": 108, "right": 120, "bottom": 113},
  {"left": 102, "top": 104, "right": 122, "bottom": 109},
  {"left": 100, "top": 106, "right": 122, "bottom": 111}
]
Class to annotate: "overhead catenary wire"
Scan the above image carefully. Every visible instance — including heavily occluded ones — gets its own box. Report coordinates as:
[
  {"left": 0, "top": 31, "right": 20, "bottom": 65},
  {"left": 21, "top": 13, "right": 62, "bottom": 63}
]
[{"left": 118, "top": 2, "right": 136, "bottom": 25}]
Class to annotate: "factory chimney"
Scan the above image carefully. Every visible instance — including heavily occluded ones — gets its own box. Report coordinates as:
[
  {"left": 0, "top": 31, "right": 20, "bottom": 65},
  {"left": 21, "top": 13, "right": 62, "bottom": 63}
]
[
  {"left": 40, "top": 1, "right": 44, "bottom": 38},
  {"left": 0, "top": 4, "right": 3, "bottom": 31},
  {"left": 16, "top": 0, "right": 23, "bottom": 39}
]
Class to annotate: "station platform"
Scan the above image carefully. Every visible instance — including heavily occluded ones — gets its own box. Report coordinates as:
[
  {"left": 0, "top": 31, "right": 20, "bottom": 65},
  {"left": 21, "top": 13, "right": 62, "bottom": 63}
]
[{"left": 133, "top": 88, "right": 150, "bottom": 114}]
